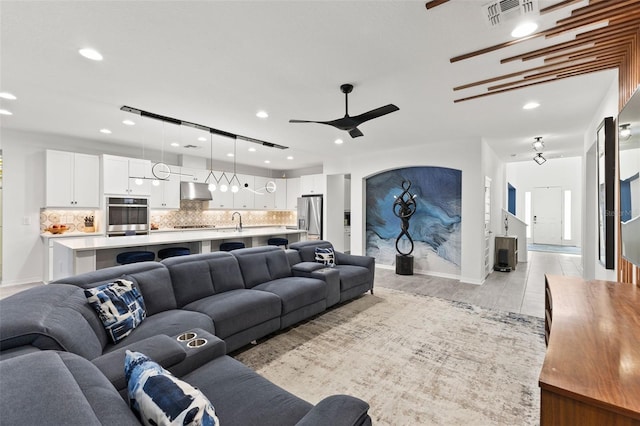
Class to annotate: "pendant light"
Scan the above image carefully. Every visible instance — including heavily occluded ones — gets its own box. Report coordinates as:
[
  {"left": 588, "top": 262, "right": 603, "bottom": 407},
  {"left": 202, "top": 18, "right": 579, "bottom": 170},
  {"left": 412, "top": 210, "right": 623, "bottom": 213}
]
[
  {"left": 532, "top": 136, "right": 544, "bottom": 151},
  {"left": 205, "top": 132, "right": 222, "bottom": 191}
]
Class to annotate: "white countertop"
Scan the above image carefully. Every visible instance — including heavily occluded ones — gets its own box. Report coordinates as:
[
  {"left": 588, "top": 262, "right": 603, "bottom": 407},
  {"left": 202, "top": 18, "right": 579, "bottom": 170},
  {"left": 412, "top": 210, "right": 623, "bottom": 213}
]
[{"left": 53, "top": 227, "right": 305, "bottom": 250}]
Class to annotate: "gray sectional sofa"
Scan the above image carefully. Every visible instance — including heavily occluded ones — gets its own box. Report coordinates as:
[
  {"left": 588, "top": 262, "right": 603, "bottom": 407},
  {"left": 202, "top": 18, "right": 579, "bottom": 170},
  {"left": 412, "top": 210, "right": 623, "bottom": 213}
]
[{"left": 0, "top": 243, "right": 375, "bottom": 426}]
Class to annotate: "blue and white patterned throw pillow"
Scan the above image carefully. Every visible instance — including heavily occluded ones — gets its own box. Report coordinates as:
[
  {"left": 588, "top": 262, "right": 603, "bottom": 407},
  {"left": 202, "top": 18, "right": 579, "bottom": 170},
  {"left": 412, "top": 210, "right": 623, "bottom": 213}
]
[
  {"left": 315, "top": 247, "right": 335, "bottom": 267},
  {"left": 125, "top": 351, "right": 220, "bottom": 426},
  {"left": 84, "top": 279, "right": 146, "bottom": 344}
]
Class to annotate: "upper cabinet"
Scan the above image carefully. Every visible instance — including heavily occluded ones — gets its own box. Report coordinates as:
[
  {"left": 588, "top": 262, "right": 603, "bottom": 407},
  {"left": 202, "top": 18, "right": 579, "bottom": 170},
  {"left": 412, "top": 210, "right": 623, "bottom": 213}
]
[
  {"left": 45, "top": 150, "right": 100, "bottom": 208},
  {"left": 254, "top": 176, "right": 275, "bottom": 210},
  {"left": 286, "top": 177, "right": 300, "bottom": 210},
  {"left": 300, "top": 173, "right": 325, "bottom": 195},
  {"left": 149, "top": 165, "right": 181, "bottom": 209},
  {"left": 274, "top": 178, "right": 287, "bottom": 210},
  {"left": 103, "top": 154, "right": 151, "bottom": 196},
  {"left": 233, "top": 174, "right": 254, "bottom": 209},
  {"left": 180, "top": 167, "right": 209, "bottom": 183}
]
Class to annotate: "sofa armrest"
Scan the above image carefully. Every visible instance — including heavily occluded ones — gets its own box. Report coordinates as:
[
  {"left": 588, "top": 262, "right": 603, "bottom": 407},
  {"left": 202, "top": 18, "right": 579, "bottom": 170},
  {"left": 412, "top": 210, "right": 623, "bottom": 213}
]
[
  {"left": 335, "top": 252, "right": 375, "bottom": 271},
  {"left": 295, "top": 395, "right": 371, "bottom": 426},
  {"left": 291, "top": 261, "right": 326, "bottom": 274},
  {"left": 92, "top": 334, "right": 187, "bottom": 391}
]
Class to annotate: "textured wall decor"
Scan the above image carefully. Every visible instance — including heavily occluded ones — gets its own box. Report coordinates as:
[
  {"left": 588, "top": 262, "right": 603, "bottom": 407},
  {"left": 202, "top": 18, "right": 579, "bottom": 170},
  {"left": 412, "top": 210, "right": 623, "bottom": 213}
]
[{"left": 366, "top": 166, "right": 462, "bottom": 275}]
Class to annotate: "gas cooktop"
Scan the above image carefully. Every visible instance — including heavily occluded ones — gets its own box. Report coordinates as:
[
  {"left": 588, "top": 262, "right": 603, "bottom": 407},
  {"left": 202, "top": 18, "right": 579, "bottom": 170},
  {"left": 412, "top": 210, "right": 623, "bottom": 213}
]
[{"left": 173, "top": 225, "right": 216, "bottom": 229}]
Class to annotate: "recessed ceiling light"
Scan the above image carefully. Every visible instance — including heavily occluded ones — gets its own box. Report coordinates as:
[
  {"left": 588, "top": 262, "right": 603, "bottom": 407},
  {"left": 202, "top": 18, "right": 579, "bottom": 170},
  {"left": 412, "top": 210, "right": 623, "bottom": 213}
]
[
  {"left": 256, "top": 111, "right": 269, "bottom": 119},
  {"left": 287, "top": 156, "right": 294, "bottom": 160},
  {"left": 197, "top": 136, "right": 207, "bottom": 142},
  {"left": 227, "top": 153, "right": 234, "bottom": 157},
  {"left": 0, "top": 92, "right": 16, "bottom": 100},
  {"left": 122, "top": 119, "right": 135, "bottom": 126},
  {"left": 334, "top": 138, "right": 344, "bottom": 145},
  {"left": 170, "top": 142, "right": 180, "bottom": 147},
  {"left": 0, "top": 109, "right": 13, "bottom": 116},
  {"left": 511, "top": 22, "right": 538, "bottom": 38},
  {"left": 264, "top": 160, "right": 271, "bottom": 164},
  {"left": 248, "top": 147, "right": 257, "bottom": 152},
  {"left": 523, "top": 101, "right": 540, "bottom": 110},
  {"left": 99, "top": 128, "right": 112, "bottom": 134},
  {"left": 78, "top": 48, "right": 103, "bottom": 61}
]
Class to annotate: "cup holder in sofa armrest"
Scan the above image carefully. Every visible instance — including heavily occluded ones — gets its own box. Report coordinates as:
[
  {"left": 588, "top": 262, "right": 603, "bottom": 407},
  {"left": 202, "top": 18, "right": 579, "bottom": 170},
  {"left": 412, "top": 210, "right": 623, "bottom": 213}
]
[
  {"left": 169, "top": 329, "right": 226, "bottom": 378},
  {"left": 291, "top": 262, "right": 327, "bottom": 274},
  {"left": 92, "top": 334, "right": 187, "bottom": 391}
]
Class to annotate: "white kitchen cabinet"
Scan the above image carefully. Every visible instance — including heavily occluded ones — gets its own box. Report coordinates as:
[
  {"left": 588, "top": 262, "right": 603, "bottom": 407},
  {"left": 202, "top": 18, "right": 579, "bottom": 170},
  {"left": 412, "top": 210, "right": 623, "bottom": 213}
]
[
  {"left": 149, "top": 165, "right": 181, "bottom": 209},
  {"left": 300, "top": 173, "right": 325, "bottom": 195},
  {"left": 274, "top": 178, "right": 287, "bottom": 210},
  {"left": 180, "top": 167, "right": 209, "bottom": 183},
  {"left": 208, "top": 186, "right": 234, "bottom": 209},
  {"left": 233, "top": 174, "right": 254, "bottom": 209},
  {"left": 254, "top": 176, "right": 275, "bottom": 209},
  {"left": 286, "top": 177, "right": 301, "bottom": 210},
  {"left": 46, "top": 150, "right": 100, "bottom": 208},
  {"left": 103, "top": 155, "right": 151, "bottom": 196}
]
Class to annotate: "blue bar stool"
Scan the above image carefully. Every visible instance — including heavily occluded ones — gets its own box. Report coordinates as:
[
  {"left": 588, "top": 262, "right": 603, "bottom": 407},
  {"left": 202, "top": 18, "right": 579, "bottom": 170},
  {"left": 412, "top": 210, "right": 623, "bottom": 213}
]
[
  {"left": 158, "top": 247, "right": 191, "bottom": 260},
  {"left": 219, "top": 242, "right": 245, "bottom": 252},
  {"left": 267, "top": 237, "right": 289, "bottom": 249},
  {"left": 116, "top": 251, "right": 155, "bottom": 265}
]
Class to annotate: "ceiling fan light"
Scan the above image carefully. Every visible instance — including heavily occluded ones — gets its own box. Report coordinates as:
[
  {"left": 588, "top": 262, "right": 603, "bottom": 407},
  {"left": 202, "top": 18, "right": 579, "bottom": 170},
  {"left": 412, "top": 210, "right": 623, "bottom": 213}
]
[{"left": 511, "top": 22, "right": 538, "bottom": 38}]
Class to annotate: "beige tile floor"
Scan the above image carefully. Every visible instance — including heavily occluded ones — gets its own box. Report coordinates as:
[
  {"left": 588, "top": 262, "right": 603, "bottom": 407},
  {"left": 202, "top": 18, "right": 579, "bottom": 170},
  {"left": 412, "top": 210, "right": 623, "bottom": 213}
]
[{"left": 376, "top": 249, "right": 582, "bottom": 318}]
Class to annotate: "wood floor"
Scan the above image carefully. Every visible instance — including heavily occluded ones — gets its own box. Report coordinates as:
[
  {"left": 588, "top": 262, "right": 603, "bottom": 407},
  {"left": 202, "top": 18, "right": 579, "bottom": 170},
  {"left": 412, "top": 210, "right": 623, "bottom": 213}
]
[{"left": 376, "top": 250, "right": 582, "bottom": 318}]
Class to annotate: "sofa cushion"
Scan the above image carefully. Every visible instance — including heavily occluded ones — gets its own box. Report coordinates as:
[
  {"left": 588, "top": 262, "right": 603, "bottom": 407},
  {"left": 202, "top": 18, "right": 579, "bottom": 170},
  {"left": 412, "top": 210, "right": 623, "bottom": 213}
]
[
  {"left": 182, "top": 355, "right": 313, "bottom": 426},
  {"left": 53, "top": 262, "right": 178, "bottom": 315},
  {"left": 232, "top": 246, "right": 293, "bottom": 288},
  {"left": 104, "top": 309, "right": 215, "bottom": 353},
  {"left": 85, "top": 279, "right": 147, "bottom": 344},
  {"left": 162, "top": 252, "right": 246, "bottom": 306},
  {"left": 183, "top": 289, "right": 281, "bottom": 339},
  {"left": 315, "top": 247, "right": 336, "bottom": 267},
  {"left": 253, "top": 277, "right": 327, "bottom": 315},
  {"left": 0, "top": 351, "right": 139, "bottom": 425},
  {"left": 0, "top": 284, "right": 107, "bottom": 359},
  {"left": 125, "top": 350, "right": 219, "bottom": 426}
]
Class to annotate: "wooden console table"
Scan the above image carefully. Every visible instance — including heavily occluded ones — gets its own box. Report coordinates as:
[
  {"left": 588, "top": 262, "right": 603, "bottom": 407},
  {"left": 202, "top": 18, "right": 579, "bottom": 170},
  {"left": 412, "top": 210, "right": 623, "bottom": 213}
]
[{"left": 540, "top": 275, "right": 640, "bottom": 425}]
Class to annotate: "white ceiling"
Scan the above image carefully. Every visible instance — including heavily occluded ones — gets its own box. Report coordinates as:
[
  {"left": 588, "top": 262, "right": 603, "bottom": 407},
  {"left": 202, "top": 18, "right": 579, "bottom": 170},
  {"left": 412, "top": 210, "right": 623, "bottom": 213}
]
[{"left": 0, "top": 0, "right": 617, "bottom": 171}]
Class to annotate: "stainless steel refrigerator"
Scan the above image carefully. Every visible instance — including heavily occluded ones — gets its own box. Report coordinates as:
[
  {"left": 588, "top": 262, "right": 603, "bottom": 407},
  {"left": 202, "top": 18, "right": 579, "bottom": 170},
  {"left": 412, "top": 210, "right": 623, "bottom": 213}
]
[{"left": 297, "top": 195, "right": 323, "bottom": 240}]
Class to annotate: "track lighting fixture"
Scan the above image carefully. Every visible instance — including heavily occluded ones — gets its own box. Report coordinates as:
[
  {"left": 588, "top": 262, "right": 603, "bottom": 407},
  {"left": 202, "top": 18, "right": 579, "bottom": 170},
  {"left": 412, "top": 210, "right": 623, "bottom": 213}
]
[
  {"left": 532, "top": 136, "right": 544, "bottom": 151},
  {"left": 620, "top": 123, "right": 631, "bottom": 141},
  {"left": 533, "top": 152, "right": 546, "bottom": 165}
]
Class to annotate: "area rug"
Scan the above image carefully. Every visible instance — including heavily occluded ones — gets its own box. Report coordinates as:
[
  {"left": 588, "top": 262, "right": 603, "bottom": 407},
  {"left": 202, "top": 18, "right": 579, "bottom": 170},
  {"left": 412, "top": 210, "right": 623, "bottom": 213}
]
[
  {"left": 528, "top": 243, "right": 581, "bottom": 255},
  {"left": 234, "top": 287, "right": 546, "bottom": 425}
]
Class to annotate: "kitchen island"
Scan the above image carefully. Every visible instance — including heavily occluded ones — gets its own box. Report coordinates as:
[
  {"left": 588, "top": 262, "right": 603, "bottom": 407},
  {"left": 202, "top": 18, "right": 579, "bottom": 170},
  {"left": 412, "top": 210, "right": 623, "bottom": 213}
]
[{"left": 51, "top": 227, "right": 307, "bottom": 281}]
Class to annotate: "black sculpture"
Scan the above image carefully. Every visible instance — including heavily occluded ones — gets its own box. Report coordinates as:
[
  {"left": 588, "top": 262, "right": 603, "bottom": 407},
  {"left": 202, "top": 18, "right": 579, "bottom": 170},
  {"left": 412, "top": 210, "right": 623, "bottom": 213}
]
[{"left": 392, "top": 180, "right": 417, "bottom": 275}]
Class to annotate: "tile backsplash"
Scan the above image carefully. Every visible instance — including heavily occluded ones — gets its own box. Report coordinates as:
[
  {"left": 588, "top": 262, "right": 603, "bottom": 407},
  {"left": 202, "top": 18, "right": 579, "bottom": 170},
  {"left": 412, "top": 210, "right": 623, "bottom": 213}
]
[
  {"left": 151, "top": 201, "right": 296, "bottom": 229},
  {"left": 40, "top": 209, "right": 99, "bottom": 232}
]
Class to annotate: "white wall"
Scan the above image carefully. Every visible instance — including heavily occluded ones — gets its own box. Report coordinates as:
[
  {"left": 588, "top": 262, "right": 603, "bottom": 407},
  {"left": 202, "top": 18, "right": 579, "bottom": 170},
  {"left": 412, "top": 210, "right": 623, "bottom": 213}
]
[
  {"left": 324, "top": 137, "right": 488, "bottom": 284},
  {"left": 506, "top": 156, "right": 583, "bottom": 248},
  {"left": 325, "top": 174, "right": 345, "bottom": 251},
  {"left": 582, "top": 78, "right": 619, "bottom": 281}
]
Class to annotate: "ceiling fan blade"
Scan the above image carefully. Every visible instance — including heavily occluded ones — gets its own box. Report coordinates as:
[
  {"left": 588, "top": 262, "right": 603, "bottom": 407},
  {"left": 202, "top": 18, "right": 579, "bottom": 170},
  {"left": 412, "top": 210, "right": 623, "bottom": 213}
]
[
  {"left": 349, "top": 128, "right": 364, "bottom": 138},
  {"left": 351, "top": 104, "right": 399, "bottom": 126},
  {"left": 289, "top": 119, "right": 330, "bottom": 124}
]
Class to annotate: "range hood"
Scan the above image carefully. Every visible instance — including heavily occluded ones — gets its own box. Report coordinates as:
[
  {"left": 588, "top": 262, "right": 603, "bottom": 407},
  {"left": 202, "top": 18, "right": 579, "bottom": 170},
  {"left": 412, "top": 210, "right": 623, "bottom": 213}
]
[{"left": 180, "top": 182, "right": 213, "bottom": 201}]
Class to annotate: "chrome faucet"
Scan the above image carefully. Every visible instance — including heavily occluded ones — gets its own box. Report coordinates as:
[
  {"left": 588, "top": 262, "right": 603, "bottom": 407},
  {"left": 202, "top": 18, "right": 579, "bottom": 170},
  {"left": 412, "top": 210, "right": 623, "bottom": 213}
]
[{"left": 232, "top": 211, "right": 243, "bottom": 231}]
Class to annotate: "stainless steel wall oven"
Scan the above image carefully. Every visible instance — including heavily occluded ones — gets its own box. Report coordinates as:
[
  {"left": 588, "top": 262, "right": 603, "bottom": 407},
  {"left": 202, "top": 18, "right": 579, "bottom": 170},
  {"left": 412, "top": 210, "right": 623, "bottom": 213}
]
[{"left": 106, "top": 197, "right": 149, "bottom": 236}]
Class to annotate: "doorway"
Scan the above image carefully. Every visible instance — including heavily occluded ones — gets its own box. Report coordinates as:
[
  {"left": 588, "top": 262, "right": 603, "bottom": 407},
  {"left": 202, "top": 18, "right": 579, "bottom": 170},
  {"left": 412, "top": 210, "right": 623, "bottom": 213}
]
[{"left": 532, "top": 186, "right": 562, "bottom": 245}]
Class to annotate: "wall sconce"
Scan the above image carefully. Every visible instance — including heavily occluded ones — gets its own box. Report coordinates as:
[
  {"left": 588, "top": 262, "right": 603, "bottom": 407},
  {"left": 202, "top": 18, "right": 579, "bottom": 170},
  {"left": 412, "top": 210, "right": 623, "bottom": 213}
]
[
  {"left": 533, "top": 153, "right": 546, "bottom": 165},
  {"left": 619, "top": 123, "right": 631, "bottom": 141},
  {"left": 532, "top": 136, "right": 544, "bottom": 151}
]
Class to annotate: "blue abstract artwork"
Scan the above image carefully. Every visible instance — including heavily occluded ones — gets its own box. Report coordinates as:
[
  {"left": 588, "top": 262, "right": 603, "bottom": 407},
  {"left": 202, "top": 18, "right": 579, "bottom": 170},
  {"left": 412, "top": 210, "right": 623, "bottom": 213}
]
[{"left": 366, "top": 167, "right": 462, "bottom": 275}]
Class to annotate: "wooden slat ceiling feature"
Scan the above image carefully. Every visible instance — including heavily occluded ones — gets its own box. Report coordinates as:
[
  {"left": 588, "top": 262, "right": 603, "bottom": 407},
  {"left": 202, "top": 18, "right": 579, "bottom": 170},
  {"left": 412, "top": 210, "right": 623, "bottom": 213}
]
[
  {"left": 424, "top": 0, "right": 449, "bottom": 10},
  {"left": 441, "top": 0, "right": 640, "bottom": 103}
]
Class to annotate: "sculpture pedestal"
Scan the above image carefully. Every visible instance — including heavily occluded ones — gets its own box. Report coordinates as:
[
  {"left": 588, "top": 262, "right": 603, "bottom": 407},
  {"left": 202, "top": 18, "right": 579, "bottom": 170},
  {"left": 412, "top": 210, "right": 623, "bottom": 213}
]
[{"left": 395, "top": 254, "right": 414, "bottom": 275}]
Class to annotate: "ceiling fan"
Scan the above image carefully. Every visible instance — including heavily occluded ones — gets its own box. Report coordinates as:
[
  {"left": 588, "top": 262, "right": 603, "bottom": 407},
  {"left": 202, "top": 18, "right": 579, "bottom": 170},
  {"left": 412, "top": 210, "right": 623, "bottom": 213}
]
[{"left": 289, "top": 84, "right": 399, "bottom": 138}]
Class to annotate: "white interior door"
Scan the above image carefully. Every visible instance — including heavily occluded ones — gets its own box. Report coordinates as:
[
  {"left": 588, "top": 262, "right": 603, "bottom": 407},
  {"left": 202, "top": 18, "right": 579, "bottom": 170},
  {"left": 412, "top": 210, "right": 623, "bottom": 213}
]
[{"left": 533, "top": 187, "right": 562, "bottom": 245}]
